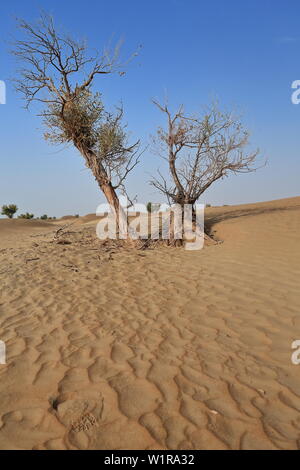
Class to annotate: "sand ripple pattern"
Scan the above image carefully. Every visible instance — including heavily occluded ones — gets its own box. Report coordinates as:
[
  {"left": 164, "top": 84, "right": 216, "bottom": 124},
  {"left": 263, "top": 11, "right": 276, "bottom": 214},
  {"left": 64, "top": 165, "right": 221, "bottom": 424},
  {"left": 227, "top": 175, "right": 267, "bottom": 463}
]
[{"left": 0, "top": 197, "right": 300, "bottom": 449}]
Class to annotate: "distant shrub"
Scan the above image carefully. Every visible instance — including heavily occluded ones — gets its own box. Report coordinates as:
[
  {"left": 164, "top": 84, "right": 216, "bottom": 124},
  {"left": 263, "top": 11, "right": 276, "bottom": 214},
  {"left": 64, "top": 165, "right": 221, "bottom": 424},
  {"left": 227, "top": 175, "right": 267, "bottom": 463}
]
[
  {"left": 74, "top": 214, "right": 79, "bottom": 218},
  {"left": 40, "top": 214, "right": 48, "bottom": 220},
  {"left": 206, "top": 203, "right": 211, "bottom": 208},
  {"left": 147, "top": 202, "right": 161, "bottom": 213},
  {"left": 18, "top": 212, "right": 34, "bottom": 219},
  {"left": 1, "top": 204, "right": 18, "bottom": 219}
]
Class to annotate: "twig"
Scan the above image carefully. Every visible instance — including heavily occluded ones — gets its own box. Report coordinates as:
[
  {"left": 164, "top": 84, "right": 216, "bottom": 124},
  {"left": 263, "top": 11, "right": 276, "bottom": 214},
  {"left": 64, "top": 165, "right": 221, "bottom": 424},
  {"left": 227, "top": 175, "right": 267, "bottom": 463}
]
[{"left": 53, "top": 222, "right": 75, "bottom": 242}]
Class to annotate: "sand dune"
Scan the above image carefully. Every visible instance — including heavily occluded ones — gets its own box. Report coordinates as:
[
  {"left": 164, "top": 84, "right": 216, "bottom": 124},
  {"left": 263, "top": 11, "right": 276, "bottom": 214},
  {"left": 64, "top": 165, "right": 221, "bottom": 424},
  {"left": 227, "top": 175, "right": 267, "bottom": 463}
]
[{"left": 0, "top": 196, "right": 300, "bottom": 450}]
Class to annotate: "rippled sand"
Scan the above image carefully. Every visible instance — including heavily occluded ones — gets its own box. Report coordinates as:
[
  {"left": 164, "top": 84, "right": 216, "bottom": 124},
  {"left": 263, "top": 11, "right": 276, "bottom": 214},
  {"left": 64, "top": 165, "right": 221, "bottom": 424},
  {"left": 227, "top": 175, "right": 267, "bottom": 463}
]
[{"left": 0, "top": 196, "right": 299, "bottom": 450}]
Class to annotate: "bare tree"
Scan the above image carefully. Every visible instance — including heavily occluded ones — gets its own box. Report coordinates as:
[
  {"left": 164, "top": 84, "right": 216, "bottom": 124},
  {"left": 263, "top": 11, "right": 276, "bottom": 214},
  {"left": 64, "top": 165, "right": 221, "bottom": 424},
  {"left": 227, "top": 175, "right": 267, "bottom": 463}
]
[
  {"left": 150, "top": 99, "right": 262, "bottom": 244},
  {"left": 12, "top": 14, "right": 141, "bottom": 237}
]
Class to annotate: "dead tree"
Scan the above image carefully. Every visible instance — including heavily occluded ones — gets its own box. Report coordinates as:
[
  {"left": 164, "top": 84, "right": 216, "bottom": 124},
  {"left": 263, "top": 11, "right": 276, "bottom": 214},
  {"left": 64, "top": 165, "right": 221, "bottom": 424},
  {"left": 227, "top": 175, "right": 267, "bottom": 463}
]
[
  {"left": 151, "top": 99, "right": 262, "bottom": 243},
  {"left": 12, "top": 14, "right": 141, "bottom": 237}
]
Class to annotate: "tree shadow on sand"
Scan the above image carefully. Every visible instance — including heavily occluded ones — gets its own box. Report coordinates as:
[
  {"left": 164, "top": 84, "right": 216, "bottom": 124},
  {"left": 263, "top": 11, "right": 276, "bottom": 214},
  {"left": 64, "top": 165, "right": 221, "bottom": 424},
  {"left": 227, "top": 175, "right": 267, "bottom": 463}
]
[{"left": 204, "top": 203, "right": 300, "bottom": 236}]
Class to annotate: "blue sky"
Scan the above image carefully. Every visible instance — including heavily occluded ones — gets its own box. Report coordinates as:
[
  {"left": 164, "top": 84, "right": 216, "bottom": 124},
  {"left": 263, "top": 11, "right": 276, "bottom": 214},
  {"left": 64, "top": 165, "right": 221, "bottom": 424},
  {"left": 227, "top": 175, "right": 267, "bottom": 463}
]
[{"left": 0, "top": 0, "right": 300, "bottom": 217}]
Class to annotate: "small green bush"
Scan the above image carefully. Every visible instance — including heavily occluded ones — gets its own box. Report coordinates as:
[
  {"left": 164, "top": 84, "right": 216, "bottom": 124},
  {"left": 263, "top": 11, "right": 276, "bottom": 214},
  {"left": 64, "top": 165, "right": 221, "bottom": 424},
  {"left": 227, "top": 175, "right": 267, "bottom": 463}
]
[{"left": 18, "top": 212, "right": 34, "bottom": 219}]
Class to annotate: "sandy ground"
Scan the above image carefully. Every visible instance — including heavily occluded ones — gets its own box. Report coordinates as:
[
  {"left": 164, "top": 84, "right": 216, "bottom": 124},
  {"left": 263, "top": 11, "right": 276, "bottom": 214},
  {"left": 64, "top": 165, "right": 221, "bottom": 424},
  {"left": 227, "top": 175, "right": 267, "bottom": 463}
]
[{"left": 0, "top": 196, "right": 300, "bottom": 450}]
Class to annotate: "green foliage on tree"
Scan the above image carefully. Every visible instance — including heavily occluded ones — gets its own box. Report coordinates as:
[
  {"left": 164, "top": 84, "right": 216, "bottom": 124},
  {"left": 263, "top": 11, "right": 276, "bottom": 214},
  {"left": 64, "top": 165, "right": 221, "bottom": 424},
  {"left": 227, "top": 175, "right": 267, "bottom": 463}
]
[{"left": 1, "top": 204, "right": 18, "bottom": 219}]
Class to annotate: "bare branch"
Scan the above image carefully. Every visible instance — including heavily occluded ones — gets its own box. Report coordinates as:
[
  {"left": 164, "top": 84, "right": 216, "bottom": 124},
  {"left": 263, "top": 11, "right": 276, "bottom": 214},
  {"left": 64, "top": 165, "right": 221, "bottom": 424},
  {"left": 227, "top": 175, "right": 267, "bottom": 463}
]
[{"left": 151, "top": 98, "right": 263, "bottom": 205}]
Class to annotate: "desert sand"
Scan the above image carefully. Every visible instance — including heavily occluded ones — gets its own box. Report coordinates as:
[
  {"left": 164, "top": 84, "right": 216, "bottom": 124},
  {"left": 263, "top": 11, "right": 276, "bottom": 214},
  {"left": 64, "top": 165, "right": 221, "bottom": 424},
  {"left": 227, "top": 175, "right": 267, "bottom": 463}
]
[{"left": 0, "top": 196, "right": 300, "bottom": 450}]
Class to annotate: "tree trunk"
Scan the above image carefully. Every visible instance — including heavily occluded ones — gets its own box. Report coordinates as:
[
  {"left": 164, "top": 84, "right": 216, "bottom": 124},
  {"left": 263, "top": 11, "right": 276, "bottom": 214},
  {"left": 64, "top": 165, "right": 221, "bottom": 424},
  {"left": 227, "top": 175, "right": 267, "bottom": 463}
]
[
  {"left": 101, "top": 181, "right": 128, "bottom": 238},
  {"left": 78, "top": 145, "right": 130, "bottom": 240},
  {"left": 168, "top": 204, "right": 183, "bottom": 247}
]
